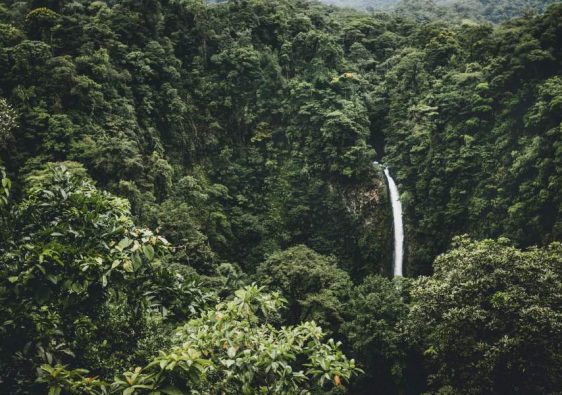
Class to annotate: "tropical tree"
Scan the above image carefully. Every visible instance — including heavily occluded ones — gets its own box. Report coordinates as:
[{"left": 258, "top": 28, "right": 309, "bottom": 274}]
[
  {"left": 0, "top": 163, "right": 207, "bottom": 391},
  {"left": 342, "top": 275, "right": 409, "bottom": 393},
  {"left": 38, "top": 284, "right": 361, "bottom": 394},
  {"left": 408, "top": 237, "right": 562, "bottom": 394},
  {"left": 256, "top": 245, "right": 353, "bottom": 335}
]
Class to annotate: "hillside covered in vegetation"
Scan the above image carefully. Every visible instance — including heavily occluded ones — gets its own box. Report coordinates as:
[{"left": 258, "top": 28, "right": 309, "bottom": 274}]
[
  {"left": 322, "top": 0, "right": 560, "bottom": 23},
  {"left": 1, "top": 0, "right": 562, "bottom": 393}
]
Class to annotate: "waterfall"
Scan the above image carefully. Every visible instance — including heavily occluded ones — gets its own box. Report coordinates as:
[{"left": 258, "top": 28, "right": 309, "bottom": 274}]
[{"left": 381, "top": 166, "right": 404, "bottom": 277}]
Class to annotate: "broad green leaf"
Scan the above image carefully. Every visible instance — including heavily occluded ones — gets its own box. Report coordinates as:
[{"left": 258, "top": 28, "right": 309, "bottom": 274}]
[
  {"left": 123, "top": 260, "right": 134, "bottom": 272},
  {"left": 117, "top": 237, "right": 133, "bottom": 251},
  {"left": 143, "top": 245, "right": 155, "bottom": 260},
  {"left": 160, "top": 386, "right": 185, "bottom": 395}
]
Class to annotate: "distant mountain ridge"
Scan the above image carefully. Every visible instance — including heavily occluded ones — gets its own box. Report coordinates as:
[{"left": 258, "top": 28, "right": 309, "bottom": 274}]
[
  {"left": 318, "top": 0, "right": 561, "bottom": 23},
  {"left": 319, "top": 0, "right": 399, "bottom": 10}
]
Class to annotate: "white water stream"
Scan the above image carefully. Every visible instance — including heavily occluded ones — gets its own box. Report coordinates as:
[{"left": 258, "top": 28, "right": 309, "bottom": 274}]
[{"left": 381, "top": 166, "right": 404, "bottom": 277}]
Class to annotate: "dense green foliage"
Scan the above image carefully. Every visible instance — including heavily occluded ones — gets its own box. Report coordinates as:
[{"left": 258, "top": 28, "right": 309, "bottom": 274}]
[
  {"left": 256, "top": 245, "right": 353, "bottom": 333},
  {"left": 408, "top": 237, "right": 562, "bottom": 394},
  {"left": 0, "top": 163, "right": 176, "bottom": 384},
  {"left": 1, "top": 0, "right": 562, "bottom": 393},
  {"left": 341, "top": 275, "right": 409, "bottom": 393},
  {"left": 0, "top": 164, "right": 358, "bottom": 393},
  {"left": 38, "top": 284, "right": 361, "bottom": 394},
  {"left": 384, "top": 5, "right": 562, "bottom": 274},
  {"left": 0, "top": 0, "right": 391, "bottom": 279},
  {"left": 0, "top": 97, "right": 16, "bottom": 148}
]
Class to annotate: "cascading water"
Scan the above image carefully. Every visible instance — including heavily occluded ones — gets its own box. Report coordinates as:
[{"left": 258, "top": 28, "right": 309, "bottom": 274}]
[{"left": 380, "top": 165, "right": 404, "bottom": 277}]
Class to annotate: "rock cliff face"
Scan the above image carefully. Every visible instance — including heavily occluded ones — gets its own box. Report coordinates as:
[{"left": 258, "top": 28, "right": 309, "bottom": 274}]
[{"left": 340, "top": 168, "right": 393, "bottom": 278}]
